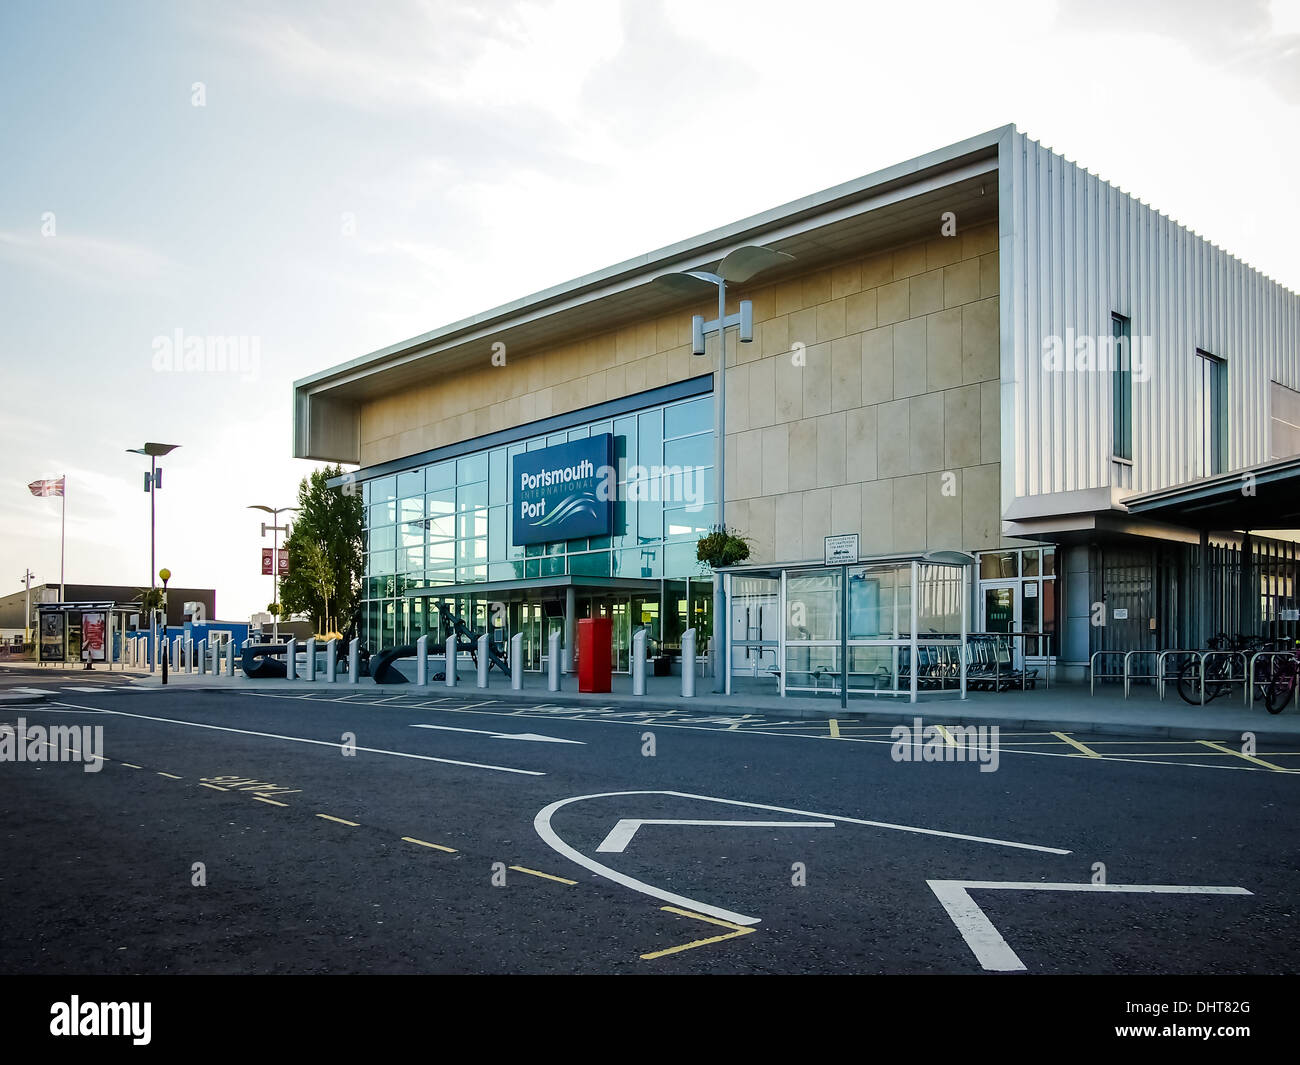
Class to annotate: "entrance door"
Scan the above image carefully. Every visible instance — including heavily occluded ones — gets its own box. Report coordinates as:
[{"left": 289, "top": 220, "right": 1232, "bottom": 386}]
[{"left": 982, "top": 584, "right": 1020, "bottom": 667}]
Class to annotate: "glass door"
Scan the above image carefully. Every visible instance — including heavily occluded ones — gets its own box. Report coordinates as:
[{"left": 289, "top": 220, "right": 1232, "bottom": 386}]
[{"left": 982, "top": 584, "right": 1020, "bottom": 668}]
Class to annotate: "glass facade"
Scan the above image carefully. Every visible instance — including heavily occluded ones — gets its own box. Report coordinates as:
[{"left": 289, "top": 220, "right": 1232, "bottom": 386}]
[{"left": 358, "top": 393, "right": 715, "bottom": 652}]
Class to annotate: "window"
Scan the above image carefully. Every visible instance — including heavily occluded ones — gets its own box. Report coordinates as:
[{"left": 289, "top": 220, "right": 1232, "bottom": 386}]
[
  {"left": 1270, "top": 381, "right": 1300, "bottom": 460},
  {"left": 1112, "top": 314, "right": 1132, "bottom": 461},
  {"left": 1194, "top": 350, "right": 1227, "bottom": 477}
]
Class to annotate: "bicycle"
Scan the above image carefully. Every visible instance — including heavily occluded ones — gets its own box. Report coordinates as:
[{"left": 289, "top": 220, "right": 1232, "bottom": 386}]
[
  {"left": 1262, "top": 640, "right": 1299, "bottom": 714},
  {"left": 1176, "top": 633, "right": 1272, "bottom": 705}
]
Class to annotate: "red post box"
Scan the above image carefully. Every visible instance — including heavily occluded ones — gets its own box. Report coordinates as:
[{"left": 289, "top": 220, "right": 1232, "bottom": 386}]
[{"left": 577, "top": 616, "right": 612, "bottom": 693}]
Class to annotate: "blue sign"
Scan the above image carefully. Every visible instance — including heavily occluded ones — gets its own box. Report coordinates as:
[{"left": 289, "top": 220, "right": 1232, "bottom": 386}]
[{"left": 512, "top": 434, "right": 614, "bottom": 545}]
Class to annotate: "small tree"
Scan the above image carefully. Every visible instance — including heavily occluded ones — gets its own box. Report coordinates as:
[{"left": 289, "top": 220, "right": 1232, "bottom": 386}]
[{"left": 279, "top": 464, "right": 365, "bottom": 634}]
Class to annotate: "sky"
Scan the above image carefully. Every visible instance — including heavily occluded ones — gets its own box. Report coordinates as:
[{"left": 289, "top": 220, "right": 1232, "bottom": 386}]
[{"left": 1, "top": 0, "right": 1298, "bottom": 620}]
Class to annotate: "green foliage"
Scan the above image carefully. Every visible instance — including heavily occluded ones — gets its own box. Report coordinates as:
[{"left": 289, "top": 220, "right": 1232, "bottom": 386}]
[
  {"left": 696, "top": 530, "right": 751, "bottom": 569},
  {"left": 278, "top": 465, "right": 365, "bottom": 632}
]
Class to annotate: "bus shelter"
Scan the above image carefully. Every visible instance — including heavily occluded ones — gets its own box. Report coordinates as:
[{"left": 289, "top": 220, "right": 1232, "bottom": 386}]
[
  {"left": 35, "top": 601, "right": 137, "bottom": 669},
  {"left": 723, "top": 551, "right": 975, "bottom": 705}
]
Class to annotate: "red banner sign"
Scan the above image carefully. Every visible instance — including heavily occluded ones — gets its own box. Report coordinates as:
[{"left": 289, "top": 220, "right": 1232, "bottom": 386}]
[
  {"left": 278, "top": 550, "right": 290, "bottom": 576},
  {"left": 262, "top": 548, "right": 273, "bottom": 575}
]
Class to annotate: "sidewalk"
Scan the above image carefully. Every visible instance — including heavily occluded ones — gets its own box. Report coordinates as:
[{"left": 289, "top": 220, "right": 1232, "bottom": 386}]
[{"left": 87, "top": 659, "right": 1300, "bottom": 745}]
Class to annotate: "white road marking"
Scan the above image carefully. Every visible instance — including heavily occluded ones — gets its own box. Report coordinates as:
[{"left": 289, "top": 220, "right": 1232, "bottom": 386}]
[
  {"left": 596, "top": 818, "right": 834, "bottom": 853},
  {"left": 927, "top": 879, "right": 1254, "bottom": 972},
  {"left": 535, "top": 791, "right": 1072, "bottom": 928},
  {"left": 8, "top": 687, "right": 52, "bottom": 695},
  {"left": 411, "top": 723, "right": 584, "bottom": 745},
  {"left": 47, "top": 702, "right": 545, "bottom": 776},
  {"left": 60, "top": 687, "right": 115, "bottom": 693}
]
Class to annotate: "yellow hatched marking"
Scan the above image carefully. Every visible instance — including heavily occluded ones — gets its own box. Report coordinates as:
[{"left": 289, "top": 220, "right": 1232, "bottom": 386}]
[
  {"left": 508, "top": 865, "right": 576, "bottom": 885},
  {"left": 402, "top": 836, "right": 457, "bottom": 853},
  {"left": 254, "top": 796, "right": 288, "bottom": 807},
  {"left": 828, "top": 719, "right": 840, "bottom": 739},
  {"left": 1052, "top": 732, "right": 1101, "bottom": 758},
  {"left": 1198, "top": 740, "right": 1292, "bottom": 772},
  {"left": 317, "top": 813, "right": 360, "bottom": 826},
  {"left": 156, "top": 772, "right": 182, "bottom": 779},
  {"left": 933, "top": 724, "right": 958, "bottom": 748},
  {"left": 640, "top": 906, "right": 756, "bottom": 960}
]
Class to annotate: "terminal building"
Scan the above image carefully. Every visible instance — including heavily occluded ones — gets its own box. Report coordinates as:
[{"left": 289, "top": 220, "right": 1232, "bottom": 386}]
[{"left": 293, "top": 124, "right": 1300, "bottom": 692}]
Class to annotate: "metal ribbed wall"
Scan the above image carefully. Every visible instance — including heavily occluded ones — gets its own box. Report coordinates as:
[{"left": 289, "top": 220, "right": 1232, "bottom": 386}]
[{"left": 998, "top": 128, "right": 1300, "bottom": 502}]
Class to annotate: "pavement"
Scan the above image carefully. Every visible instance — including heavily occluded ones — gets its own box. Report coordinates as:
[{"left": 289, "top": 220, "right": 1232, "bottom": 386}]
[{"left": 4, "top": 657, "right": 1297, "bottom": 744}]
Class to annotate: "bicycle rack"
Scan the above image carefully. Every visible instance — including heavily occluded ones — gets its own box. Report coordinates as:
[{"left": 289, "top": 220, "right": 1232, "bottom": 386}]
[
  {"left": 1248, "top": 650, "right": 1296, "bottom": 709},
  {"left": 1156, "top": 650, "right": 1203, "bottom": 700},
  {"left": 1089, "top": 651, "right": 1127, "bottom": 695},
  {"left": 1198, "top": 650, "right": 1250, "bottom": 706},
  {"left": 1122, "top": 650, "right": 1159, "bottom": 698}
]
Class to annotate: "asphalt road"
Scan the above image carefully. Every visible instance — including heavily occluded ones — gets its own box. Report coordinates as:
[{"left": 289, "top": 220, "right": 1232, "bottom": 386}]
[{"left": 1, "top": 679, "right": 1297, "bottom": 975}]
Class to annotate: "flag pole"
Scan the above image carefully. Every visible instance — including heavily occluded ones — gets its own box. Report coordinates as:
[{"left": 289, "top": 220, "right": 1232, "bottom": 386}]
[{"left": 60, "top": 474, "right": 66, "bottom": 602}]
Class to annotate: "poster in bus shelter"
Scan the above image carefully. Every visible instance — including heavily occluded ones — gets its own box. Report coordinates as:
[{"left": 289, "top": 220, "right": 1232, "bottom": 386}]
[
  {"left": 39, "top": 612, "right": 65, "bottom": 662},
  {"left": 82, "top": 612, "right": 106, "bottom": 661}
]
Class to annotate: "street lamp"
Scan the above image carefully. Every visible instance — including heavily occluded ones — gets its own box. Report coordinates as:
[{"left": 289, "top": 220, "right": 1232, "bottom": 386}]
[
  {"left": 248, "top": 504, "right": 299, "bottom": 643},
  {"left": 128, "top": 442, "right": 180, "bottom": 672},
  {"left": 653, "top": 245, "right": 794, "bottom": 692},
  {"left": 19, "top": 569, "right": 35, "bottom": 648},
  {"left": 158, "top": 568, "right": 170, "bottom": 685}
]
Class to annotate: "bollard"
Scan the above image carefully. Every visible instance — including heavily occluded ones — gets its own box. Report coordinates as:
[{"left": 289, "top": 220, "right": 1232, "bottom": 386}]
[
  {"left": 326, "top": 638, "right": 337, "bottom": 683},
  {"left": 348, "top": 638, "right": 359, "bottom": 684},
  {"left": 172, "top": 635, "right": 181, "bottom": 672},
  {"left": 477, "top": 634, "right": 489, "bottom": 688},
  {"left": 511, "top": 632, "right": 523, "bottom": 691},
  {"left": 227, "top": 639, "right": 235, "bottom": 677},
  {"left": 682, "top": 627, "right": 696, "bottom": 698},
  {"left": 548, "top": 630, "right": 561, "bottom": 692},
  {"left": 445, "top": 635, "right": 457, "bottom": 688},
  {"left": 305, "top": 637, "right": 316, "bottom": 682},
  {"left": 286, "top": 637, "right": 297, "bottom": 681},
  {"left": 211, "top": 639, "right": 219, "bottom": 674},
  {"left": 186, "top": 637, "right": 194, "bottom": 674},
  {"left": 631, "top": 628, "right": 646, "bottom": 696},
  {"left": 416, "top": 634, "right": 428, "bottom": 686},
  {"left": 198, "top": 639, "right": 207, "bottom": 675}
]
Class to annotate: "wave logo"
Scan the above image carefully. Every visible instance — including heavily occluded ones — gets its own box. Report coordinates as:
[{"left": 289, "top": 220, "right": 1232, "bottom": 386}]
[{"left": 532, "top": 491, "right": 600, "bottom": 529}]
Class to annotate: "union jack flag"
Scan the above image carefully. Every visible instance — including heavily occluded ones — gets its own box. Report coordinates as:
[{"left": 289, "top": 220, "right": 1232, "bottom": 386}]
[{"left": 28, "top": 477, "right": 65, "bottom": 497}]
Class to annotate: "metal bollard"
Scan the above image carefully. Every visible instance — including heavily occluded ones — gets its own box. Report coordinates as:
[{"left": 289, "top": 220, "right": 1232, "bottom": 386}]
[
  {"left": 477, "top": 634, "right": 489, "bottom": 688},
  {"left": 682, "top": 627, "right": 696, "bottom": 698},
  {"left": 326, "top": 638, "right": 337, "bottom": 683},
  {"left": 286, "top": 637, "right": 297, "bottom": 681},
  {"left": 305, "top": 637, "right": 316, "bottom": 682},
  {"left": 198, "top": 639, "right": 207, "bottom": 675},
  {"left": 548, "top": 630, "right": 561, "bottom": 692},
  {"left": 632, "top": 628, "right": 646, "bottom": 696},
  {"left": 511, "top": 632, "right": 523, "bottom": 691},
  {"left": 445, "top": 635, "right": 457, "bottom": 687},
  {"left": 172, "top": 636, "right": 181, "bottom": 672},
  {"left": 416, "top": 634, "right": 428, "bottom": 686},
  {"left": 227, "top": 639, "right": 235, "bottom": 677},
  {"left": 211, "top": 639, "right": 219, "bottom": 674},
  {"left": 348, "top": 638, "right": 359, "bottom": 684},
  {"left": 186, "top": 637, "right": 194, "bottom": 674}
]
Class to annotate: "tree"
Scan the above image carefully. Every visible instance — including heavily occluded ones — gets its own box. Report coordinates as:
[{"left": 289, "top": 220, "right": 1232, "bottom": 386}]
[{"left": 278, "top": 465, "right": 365, "bottom": 634}]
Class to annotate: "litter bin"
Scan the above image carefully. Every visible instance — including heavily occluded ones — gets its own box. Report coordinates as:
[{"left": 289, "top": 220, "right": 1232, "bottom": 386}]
[{"left": 577, "top": 617, "right": 612, "bottom": 693}]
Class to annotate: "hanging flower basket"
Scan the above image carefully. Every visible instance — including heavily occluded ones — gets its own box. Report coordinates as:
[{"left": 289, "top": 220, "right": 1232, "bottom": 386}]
[{"left": 696, "top": 530, "right": 752, "bottom": 569}]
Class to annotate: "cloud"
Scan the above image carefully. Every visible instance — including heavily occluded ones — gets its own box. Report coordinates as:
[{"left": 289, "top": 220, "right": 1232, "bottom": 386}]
[{"left": 0, "top": 230, "right": 174, "bottom": 290}]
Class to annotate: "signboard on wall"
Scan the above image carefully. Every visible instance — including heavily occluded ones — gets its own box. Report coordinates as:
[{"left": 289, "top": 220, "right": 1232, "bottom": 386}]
[
  {"left": 824, "top": 533, "right": 859, "bottom": 566},
  {"left": 511, "top": 434, "right": 614, "bottom": 546},
  {"left": 40, "top": 612, "right": 65, "bottom": 662},
  {"left": 82, "top": 612, "right": 106, "bottom": 661}
]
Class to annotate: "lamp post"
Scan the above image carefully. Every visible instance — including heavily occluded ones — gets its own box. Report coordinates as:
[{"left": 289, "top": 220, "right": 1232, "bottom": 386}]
[
  {"left": 653, "top": 245, "right": 794, "bottom": 692},
  {"left": 158, "top": 568, "right": 170, "bottom": 685},
  {"left": 128, "top": 442, "right": 180, "bottom": 672},
  {"left": 19, "top": 569, "right": 34, "bottom": 648},
  {"left": 249, "top": 505, "right": 299, "bottom": 643}
]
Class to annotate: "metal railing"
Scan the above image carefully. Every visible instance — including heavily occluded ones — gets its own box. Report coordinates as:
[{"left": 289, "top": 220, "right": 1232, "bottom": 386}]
[{"left": 1247, "top": 650, "right": 1297, "bottom": 709}]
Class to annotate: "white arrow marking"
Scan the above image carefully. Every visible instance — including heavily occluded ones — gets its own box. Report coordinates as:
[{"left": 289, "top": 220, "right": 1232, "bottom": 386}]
[
  {"left": 597, "top": 818, "right": 834, "bottom": 853},
  {"left": 535, "top": 791, "right": 1072, "bottom": 927},
  {"left": 411, "top": 723, "right": 584, "bottom": 744},
  {"left": 927, "top": 879, "right": 1254, "bottom": 972}
]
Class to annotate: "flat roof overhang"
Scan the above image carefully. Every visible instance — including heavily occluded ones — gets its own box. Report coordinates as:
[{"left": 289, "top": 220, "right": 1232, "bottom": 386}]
[
  {"left": 1122, "top": 456, "right": 1300, "bottom": 532},
  {"left": 402, "top": 574, "right": 668, "bottom": 599},
  {"left": 295, "top": 126, "right": 1012, "bottom": 463}
]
